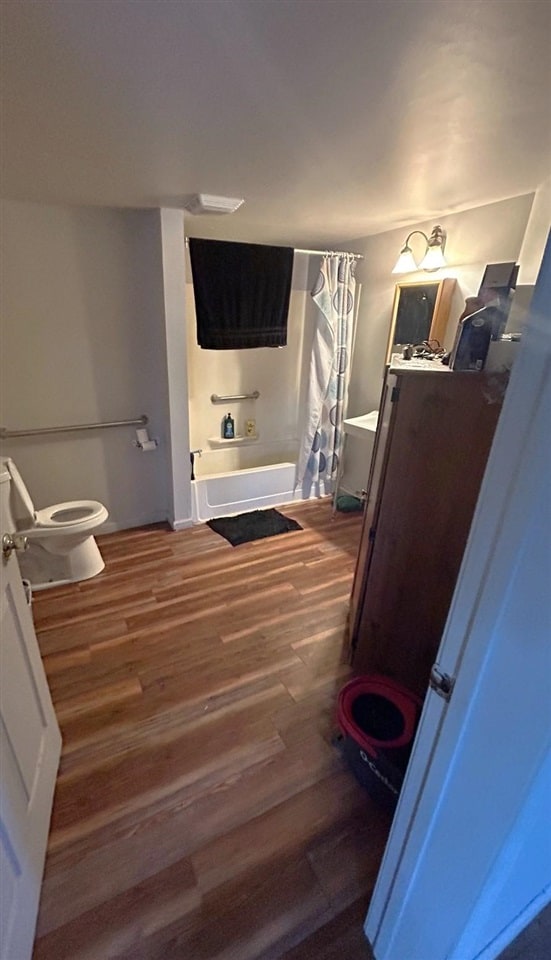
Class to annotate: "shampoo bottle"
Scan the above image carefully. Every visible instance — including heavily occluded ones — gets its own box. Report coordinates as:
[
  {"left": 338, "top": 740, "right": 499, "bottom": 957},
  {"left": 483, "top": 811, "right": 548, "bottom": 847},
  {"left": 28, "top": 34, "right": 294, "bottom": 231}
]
[{"left": 222, "top": 412, "right": 235, "bottom": 439}]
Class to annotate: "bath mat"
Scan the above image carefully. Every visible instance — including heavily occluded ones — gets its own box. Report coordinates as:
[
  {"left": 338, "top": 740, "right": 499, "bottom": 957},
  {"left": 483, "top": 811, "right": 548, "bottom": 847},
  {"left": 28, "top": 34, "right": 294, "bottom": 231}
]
[{"left": 206, "top": 508, "right": 302, "bottom": 546}]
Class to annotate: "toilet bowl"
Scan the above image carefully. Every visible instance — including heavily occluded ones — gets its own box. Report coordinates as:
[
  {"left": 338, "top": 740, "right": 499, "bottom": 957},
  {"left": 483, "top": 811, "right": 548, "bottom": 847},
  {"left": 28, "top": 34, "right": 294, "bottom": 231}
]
[{"left": 2, "top": 458, "right": 108, "bottom": 590}]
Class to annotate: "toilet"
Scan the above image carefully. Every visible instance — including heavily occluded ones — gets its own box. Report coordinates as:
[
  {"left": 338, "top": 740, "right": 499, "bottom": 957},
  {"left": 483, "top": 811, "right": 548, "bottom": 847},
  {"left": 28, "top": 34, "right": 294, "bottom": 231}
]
[{"left": 2, "top": 458, "right": 108, "bottom": 590}]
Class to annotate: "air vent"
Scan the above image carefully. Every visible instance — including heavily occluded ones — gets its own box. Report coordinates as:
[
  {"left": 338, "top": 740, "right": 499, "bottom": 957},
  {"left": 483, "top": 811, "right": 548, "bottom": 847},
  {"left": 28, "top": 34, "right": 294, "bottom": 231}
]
[{"left": 184, "top": 194, "right": 244, "bottom": 215}]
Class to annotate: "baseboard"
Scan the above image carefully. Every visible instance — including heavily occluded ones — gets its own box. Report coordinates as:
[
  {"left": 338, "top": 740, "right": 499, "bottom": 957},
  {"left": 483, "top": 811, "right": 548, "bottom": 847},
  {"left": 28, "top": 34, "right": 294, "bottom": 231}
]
[
  {"left": 99, "top": 512, "right": 169, "bottom": 534},
  {"left": 170, "top": 517, "right": 194, "bottom": 531}
]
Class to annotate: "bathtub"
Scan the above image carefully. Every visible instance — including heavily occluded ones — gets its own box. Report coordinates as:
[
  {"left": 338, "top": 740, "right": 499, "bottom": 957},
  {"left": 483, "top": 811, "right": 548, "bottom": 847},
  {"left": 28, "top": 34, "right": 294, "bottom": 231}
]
[{"left": 191, "top": 461, "right": 306, "bottom": 522}]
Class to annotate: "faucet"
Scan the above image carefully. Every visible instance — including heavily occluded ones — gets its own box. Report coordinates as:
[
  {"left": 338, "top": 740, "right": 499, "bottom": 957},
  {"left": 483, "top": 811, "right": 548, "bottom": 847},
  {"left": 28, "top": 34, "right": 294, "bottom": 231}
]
[{"left": 190, "top": 448, "right": 202, "bottom": 481}]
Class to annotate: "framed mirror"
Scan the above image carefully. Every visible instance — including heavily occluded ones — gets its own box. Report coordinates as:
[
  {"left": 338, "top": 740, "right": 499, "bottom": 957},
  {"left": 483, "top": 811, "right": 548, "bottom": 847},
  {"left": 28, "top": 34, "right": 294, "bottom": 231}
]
[{"left": 386, "top": 278, "right": 456, "bottom": 362}]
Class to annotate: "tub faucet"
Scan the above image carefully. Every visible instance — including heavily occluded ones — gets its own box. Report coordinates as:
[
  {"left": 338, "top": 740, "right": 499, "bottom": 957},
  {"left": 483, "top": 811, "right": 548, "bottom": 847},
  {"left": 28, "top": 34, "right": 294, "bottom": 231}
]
[{"left": 190, "top": 448, "right": 202, "bottom": 481}]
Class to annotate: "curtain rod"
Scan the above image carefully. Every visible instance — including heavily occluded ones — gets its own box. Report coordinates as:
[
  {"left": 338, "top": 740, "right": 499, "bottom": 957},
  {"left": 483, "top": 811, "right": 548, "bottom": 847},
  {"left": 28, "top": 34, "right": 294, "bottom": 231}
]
[
  {"left": 294, "top": 247, "right": 363, "bottom": 261},
  {"left": 184, "top": 238, "right": 363, "bottom": 261}
]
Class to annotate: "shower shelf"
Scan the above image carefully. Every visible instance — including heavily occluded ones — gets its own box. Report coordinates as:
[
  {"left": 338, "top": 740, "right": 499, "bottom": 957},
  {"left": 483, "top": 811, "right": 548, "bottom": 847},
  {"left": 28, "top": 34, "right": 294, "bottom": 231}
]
[{"left": 208, "top": 435, "right": 259, "bottom": 447}]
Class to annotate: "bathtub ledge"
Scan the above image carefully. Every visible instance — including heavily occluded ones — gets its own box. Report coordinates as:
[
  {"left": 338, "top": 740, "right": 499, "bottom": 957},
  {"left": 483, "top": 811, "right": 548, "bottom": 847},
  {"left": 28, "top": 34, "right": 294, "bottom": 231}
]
[{"left": 208, "top": 435, "right": 259, "bottom": 447}]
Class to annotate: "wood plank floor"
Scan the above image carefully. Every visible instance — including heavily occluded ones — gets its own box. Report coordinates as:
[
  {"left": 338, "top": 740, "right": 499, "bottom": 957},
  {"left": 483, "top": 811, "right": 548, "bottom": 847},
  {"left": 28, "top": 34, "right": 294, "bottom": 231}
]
[{"left": 31, "top": 499, "right": 389, "bottom": 960}]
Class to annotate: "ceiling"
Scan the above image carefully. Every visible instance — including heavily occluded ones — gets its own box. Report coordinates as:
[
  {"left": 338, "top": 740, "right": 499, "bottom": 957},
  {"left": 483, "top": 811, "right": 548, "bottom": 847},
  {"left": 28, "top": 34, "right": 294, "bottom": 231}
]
[{"left": 1, "top": 0, "right": 550, "bottom": 246}]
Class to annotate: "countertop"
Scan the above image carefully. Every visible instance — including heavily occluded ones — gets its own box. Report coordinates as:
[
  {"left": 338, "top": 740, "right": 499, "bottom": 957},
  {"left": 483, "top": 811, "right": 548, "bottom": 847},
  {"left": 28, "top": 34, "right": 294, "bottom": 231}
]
[{"left": 389, "top": 353, "right": 450, "bottom": 375}]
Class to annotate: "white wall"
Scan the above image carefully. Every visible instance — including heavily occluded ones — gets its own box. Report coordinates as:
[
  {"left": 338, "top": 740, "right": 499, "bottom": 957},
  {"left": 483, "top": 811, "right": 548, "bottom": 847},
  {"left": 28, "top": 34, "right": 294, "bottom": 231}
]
[
  {"left": 0, "top": 200, "right": 320, "bottom": 532},
  {"left": 1, "top": 193, "right": 543, "bottom": 531},
  {"left": 159, "top": 209, "right": 192, "bottom": 529},
  {"left": 517, "top": 176, "right": 551, "bottom": 284},
  {"left": 0, "top": 201, "right": 170, "bottom": 531},
  {"left": 185, "top": 251, "right": 318, "bottom": 476},
  {"left": 340, "top": 193, "right": 535, "bottom": 496}
]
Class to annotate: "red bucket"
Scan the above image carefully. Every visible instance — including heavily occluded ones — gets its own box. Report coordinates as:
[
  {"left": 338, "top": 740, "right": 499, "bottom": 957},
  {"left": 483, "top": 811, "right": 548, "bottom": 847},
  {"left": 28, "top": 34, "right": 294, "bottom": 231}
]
[{"left": 337, "top": 674, "right": 422, "bottom": 809}]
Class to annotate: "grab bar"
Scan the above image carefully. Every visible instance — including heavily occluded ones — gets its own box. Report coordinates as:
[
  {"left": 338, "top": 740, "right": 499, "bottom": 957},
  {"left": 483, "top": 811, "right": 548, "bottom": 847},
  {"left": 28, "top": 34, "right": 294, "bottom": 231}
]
[
  {"left": 0, "top": 415, "right": 149, "bottom": 439},
  {"left": 210, "top": 391, "right": 260, "bottom": 404}
]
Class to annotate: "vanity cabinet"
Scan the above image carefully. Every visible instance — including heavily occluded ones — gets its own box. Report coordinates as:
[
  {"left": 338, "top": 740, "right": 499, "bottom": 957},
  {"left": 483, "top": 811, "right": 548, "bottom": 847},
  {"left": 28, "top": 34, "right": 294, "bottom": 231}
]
[{"left": 349, "top": 359, "right": 508, "bottom": 699}]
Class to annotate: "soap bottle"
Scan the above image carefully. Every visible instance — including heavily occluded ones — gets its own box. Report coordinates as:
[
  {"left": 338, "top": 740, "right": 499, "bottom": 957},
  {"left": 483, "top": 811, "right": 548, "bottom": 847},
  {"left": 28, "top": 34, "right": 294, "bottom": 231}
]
[{"left": 222, "top": 412, "right": 235, "bottom": 439}]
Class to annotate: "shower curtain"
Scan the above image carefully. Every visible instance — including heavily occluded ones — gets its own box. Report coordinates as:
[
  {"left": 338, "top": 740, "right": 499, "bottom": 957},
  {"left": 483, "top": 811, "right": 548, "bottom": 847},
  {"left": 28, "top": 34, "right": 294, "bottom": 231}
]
[{"left": 296, "top": 254, "right": 357, "bottom": 495}]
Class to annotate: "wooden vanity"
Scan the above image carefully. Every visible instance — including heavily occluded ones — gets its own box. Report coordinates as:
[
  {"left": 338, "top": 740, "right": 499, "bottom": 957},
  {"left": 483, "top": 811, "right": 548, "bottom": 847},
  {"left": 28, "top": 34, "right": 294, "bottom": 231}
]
[{"left": 349, "top": 356, "right": 509, "bottom": 699}]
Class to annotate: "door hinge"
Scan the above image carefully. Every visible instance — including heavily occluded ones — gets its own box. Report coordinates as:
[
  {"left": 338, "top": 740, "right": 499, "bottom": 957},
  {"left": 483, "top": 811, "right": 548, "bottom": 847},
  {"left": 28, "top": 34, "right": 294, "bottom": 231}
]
[
  {"left": 429, "top": 664, "right": 455, "bottom": 702},
  {"left": 368, "top": 526, "right": 376, "bottom": 542},
  {"left": 391, "top": 386, "right": 400, "bottom": 403}
]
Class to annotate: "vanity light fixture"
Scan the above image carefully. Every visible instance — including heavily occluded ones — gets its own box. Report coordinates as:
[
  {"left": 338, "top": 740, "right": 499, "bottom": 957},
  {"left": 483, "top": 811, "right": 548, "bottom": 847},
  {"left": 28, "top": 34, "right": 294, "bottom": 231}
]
[
  {"left": 184, "top": 193, "right": 245, "bottom": 215},
  {"left": 392, "top": 224, "right": 447, "bottom": 274}
]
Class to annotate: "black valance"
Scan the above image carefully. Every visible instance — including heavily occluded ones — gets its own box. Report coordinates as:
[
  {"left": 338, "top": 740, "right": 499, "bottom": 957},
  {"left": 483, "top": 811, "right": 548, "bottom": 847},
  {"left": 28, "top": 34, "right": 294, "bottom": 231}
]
[{"left": 189, "top": 238, "right": 294, "bottom": 349}]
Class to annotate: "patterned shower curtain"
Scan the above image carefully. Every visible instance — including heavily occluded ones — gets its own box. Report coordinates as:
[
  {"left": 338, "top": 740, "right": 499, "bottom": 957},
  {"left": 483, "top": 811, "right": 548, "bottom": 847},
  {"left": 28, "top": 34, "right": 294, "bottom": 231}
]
[{"left": 296, "top": 254, "right": 357, "bottom": 494}]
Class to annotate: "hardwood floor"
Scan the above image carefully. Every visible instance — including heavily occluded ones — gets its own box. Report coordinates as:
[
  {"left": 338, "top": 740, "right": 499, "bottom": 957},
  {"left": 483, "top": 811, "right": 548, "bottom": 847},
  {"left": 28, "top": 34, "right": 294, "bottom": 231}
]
[{"left": 32, "top": 499, "right": 389, "bottom": 960}]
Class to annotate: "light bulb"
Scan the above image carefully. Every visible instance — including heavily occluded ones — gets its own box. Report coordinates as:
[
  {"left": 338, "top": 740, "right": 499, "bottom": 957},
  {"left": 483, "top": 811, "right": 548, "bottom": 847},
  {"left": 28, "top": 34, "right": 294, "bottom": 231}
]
[
  {"left": 392, "top": 247, "right": 418, "bottom": 274},
  {"left": 419, "top": 245, "right": 447, "bottom": 271}
]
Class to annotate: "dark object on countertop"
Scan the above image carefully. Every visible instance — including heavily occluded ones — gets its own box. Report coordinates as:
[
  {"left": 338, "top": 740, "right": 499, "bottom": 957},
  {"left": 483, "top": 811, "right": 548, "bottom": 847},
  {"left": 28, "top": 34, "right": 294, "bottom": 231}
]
[
  {"left": 478, "top": 261, "right": 519, "bottom": 300},
  {"left": 189, "top": 238, "right": 294, "bottom": 349},
  {"left": 478, "top": 261, "right": 519, "bottom": 340},
  {"left": 449, "top": 305, "right": 496, "bottom": 371},
  {"left": 207, "top": 508, "right": 302, "bottom": 546}
]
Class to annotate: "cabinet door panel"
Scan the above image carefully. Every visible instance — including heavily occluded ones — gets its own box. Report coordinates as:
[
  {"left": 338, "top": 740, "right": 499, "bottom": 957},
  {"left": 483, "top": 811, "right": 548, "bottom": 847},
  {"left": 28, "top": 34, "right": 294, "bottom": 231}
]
[
  {"left": 352, "top": 372, "right": 506, "bottom": 697},
  {"left": 349, "top": 375, "right": 395, "bottom": 649}
]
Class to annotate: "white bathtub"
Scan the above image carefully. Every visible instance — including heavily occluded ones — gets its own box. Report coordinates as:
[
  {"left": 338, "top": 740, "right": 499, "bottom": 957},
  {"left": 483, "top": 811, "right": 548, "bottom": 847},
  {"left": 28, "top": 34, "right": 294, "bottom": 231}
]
[{"left": 191, "top": 461, "right": 306, "bottom": 522}]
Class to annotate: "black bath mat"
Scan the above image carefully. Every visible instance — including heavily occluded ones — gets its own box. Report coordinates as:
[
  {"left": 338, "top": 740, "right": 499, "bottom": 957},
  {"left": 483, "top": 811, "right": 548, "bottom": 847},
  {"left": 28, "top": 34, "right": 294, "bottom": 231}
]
[{"left": 207, "top": 508, "right": 302, "bottom": 546}]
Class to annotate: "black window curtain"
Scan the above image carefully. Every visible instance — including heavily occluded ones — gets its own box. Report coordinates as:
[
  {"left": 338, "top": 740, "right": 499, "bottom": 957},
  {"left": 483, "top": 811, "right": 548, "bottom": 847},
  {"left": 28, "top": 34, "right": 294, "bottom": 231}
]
[{"left": 189, "top": 238, "right": 294, "bottom": 349}]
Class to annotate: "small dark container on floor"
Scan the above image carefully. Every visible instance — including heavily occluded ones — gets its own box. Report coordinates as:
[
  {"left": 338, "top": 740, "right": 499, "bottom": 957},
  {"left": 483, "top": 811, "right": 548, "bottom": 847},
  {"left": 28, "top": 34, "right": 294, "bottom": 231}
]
[
  {"left": 336, "top": 675, "right": 422, "bottom": 811},
  {"left": 336, "top": 494, "right": 363, "bottom": 513}
]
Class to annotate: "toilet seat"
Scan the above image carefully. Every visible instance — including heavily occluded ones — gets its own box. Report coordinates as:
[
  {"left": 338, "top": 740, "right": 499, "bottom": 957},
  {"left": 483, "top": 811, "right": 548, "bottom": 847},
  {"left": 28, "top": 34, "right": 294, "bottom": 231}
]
[
  {"left": 4, "top": 458, "right": 108, "bottom": 534},
  {"left": 5, "top": 458, "right": 35, "bottom": 523},
  {"left": 34, "top": 500, "right": 108, "bottom": 528}
]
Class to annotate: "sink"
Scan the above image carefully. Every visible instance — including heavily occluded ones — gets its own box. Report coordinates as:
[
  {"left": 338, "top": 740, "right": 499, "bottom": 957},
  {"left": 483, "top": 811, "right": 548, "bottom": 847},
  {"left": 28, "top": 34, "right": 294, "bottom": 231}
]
[{"left": 343, "top": 410, "right": 379, "bottom": 440}]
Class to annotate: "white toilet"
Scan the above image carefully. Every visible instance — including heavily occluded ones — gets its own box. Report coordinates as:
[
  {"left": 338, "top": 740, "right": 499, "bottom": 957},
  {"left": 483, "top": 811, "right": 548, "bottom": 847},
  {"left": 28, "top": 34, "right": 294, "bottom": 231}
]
[{"left": 2, "top": 458, "right": 108, "bottom": 590}]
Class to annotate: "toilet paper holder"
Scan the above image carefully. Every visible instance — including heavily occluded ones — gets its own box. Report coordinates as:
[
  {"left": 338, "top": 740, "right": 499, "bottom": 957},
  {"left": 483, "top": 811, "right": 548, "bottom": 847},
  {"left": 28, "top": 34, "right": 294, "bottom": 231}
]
[{"left": 133, "top": 427, "right": 158, "bottom": 451}]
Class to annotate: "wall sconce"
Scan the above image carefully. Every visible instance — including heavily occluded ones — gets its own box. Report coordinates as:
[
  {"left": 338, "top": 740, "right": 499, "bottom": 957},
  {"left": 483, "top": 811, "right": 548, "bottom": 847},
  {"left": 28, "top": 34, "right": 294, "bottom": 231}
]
[{"left": 392, "top": 224, "right": 448, "bottom": 274}]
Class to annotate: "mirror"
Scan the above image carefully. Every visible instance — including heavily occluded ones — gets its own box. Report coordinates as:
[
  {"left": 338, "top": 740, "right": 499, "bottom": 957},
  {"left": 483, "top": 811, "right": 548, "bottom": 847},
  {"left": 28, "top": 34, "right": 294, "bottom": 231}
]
[{"left": 386, "top": 278, "right": 456, "bottom": 362}]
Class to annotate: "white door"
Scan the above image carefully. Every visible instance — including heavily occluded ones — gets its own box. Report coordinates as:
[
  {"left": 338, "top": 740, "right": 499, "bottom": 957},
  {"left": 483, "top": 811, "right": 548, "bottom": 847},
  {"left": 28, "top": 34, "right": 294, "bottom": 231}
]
[
  {"left": 366, "top": 234, "right": 551, "bottom": 960},
  {"left": 0, "top": 472, "right": 61, "bottom": 960}
]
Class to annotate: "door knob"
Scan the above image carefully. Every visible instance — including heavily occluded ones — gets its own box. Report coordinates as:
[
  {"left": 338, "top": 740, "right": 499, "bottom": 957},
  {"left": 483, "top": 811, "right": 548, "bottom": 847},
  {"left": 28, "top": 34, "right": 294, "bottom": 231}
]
[{"left": 2, "top": 532, "right": 29, "bottom": 560}]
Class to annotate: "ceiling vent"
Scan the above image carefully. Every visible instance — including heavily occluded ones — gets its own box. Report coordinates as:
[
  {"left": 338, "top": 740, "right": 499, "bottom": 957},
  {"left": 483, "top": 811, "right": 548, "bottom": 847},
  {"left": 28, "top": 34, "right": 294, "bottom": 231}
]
[{"left": 184, "top": 193, "right": 245, "bottom": 215}]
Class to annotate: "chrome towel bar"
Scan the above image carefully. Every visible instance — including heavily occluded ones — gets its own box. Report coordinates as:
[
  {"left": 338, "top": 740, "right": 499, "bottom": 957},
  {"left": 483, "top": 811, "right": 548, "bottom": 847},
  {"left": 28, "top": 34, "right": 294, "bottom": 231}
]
[
  {"left": 210, "top": 391, "right": 260, "bottom": 404},
  {"left": 0, "top": 415, "right": 149, "bottom": 439}
]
